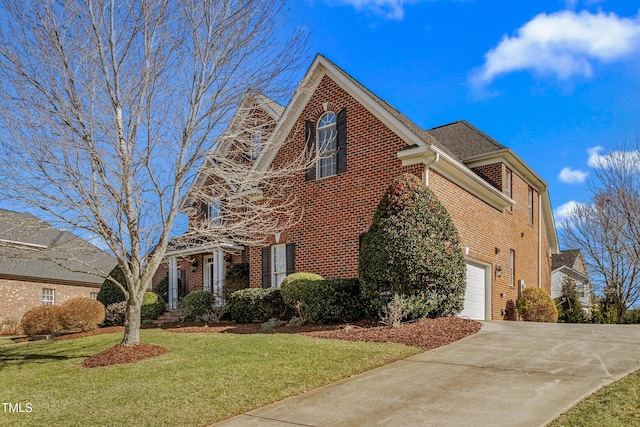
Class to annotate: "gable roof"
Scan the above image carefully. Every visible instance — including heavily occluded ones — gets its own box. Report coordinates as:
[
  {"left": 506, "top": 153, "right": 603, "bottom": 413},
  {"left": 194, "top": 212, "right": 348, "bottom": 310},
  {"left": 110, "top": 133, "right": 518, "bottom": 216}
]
[
  {"left": 427, "top": 121, "right": 506, "bottom": 161},
  {"left": 552, "top": 249, "right": 582, "bottom": 271},
  {"left": 0, "top": 209, "right": 115, "bottom": 286}
]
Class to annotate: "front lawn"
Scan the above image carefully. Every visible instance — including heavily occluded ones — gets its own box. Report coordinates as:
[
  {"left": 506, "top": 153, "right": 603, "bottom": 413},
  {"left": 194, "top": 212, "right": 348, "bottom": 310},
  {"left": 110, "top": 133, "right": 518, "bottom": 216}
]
[
  {"left": 0, "top": 329, "right": 419, "bottom": 426},
  {"left": 550, "top": 369, "right": 640, "bottom": 426}
]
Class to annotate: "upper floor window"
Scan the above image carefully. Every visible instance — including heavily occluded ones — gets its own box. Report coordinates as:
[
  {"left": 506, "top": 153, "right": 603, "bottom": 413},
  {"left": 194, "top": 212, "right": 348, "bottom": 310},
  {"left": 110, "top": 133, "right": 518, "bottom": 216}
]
[
  {"left": 42, "top": 288, "right": 54, "bottom": 305},
  {"left": 204, "top": 199, "right": 221, "bottom": 226},
  {"left": 304, "top": 108, "right": 347, "bottom": 181},
  {"left": 317, "top": 112, "right": 337, "bottom": 178},
  {"left": 505, "top": 168, "right": 512, "bottom": 199},
  {"left": 527, "top": 187, "right": 534, "bottom": 224},
  {"left": 250, "top": 130, "right": 263, "bottom": 160}
]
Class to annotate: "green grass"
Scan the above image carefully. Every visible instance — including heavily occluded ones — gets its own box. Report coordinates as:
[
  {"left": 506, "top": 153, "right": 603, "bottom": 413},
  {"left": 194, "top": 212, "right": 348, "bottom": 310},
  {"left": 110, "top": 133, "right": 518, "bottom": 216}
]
[
  {"left": 0, "top": 329, "right": 419, "bottom": 426},
  {"left": 0, "top": 336, "right": 19, "bottom": 346},
  {"left": 550, "top": 369, "right": 640, "bottom": 427}
]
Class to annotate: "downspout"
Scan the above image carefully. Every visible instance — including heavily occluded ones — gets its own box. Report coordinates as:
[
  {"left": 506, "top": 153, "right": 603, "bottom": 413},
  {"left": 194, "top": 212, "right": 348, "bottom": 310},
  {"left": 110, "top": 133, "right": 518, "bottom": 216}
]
[
  {"left": 538, "top": 193, "right": 542, "bottom": 288},
  {"left": 424, "top": 152, "right": 440, "bottom": 186}
]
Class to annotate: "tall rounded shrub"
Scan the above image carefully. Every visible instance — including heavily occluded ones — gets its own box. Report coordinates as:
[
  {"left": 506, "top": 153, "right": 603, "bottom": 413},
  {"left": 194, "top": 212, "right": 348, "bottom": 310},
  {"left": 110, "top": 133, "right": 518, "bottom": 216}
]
[
  {"left": 359, "top": 173, "right": 466, "bottom": 317},
  {"left": 59, "top": 297, "right": 106, "bottom": 331},
  {"left": 517, "top": 287, "right": 558, "bottom": 322},
  {"left": 141, "top": 292, "right": 166, "bottom": 322},
  {"left": 97, "top": 265, "right": 127, "bottom": 307}
]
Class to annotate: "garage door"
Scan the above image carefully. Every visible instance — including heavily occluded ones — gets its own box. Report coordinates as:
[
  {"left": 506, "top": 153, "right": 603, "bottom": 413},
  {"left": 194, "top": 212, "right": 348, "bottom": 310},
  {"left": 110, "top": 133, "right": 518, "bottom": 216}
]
[{"left": 460, "top": 262, "right": 486, "bottom": 320}]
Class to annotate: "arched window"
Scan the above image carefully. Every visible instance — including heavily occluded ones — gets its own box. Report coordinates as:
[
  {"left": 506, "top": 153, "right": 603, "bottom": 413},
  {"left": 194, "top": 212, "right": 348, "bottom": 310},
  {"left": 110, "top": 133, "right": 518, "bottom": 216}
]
[{"left": 317, "top": 112, "right": 337, "bottom": 178}]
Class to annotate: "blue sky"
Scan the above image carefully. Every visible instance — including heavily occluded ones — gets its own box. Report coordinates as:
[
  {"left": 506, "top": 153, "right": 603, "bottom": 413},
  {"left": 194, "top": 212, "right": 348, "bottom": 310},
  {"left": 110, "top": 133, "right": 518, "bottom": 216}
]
[{"left": 287, "top": 0, "right": 640, "bottom": 241}]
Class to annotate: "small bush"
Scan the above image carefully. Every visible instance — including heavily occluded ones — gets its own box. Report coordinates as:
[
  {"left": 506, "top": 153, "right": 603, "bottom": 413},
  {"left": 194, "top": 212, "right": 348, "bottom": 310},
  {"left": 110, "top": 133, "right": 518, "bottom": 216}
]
[
  {"left": 261, "top": 318, "right": 285, "bottom": 332},
  {"left": 153, "top": 277, "right": 169, "bottom": 303},
  {"left": 280, "top": 272, "right": 324, "bottom": 320},
  {"left": 0, "top": 319, "right": 21, "bottom": 336},
  {"left": 20, "top": 305, "right": 63, "bottom": 336},
  {"left": 224, "top": 263, "right": 250, "bottom": 300},
  {"left": 379, "top": 294, "right": 439, "bottom": 327},
  {"left": 200, "top": 305, "right": 228, "bottom": 323},
  {"left": 59, "top": 297, "right": 105, "bottom": 332},
  {"left": 97, "top": 266, "right": 128, "bottom": 307},
  {"left": 281, "top": 278, "right": 370, "bottom": 325},
  {"left": 516, "top": 288, "right": 558, "bottom": 323},
  {"left": 179, "top": 291, "right": 212, "bottom": 322},
  {"left": 103, "top": 301, "right": 127, "bottom": 326},
  {"left": 228, "top": 288, "right": 284, "bottom": 323},
  {"left": 141, "top": 292, "right": 166, "bottom": 322}
]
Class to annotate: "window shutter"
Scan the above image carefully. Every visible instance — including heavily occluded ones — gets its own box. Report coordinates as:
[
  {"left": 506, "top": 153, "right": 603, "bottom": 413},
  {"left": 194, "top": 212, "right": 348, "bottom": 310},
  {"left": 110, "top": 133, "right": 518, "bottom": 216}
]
[
  {"left": 285, "top": 243, "right": 295, "bottom": 275},
  {"left": 304, "top": 120, "right": 315, "bottom": 181},
  {"left": 261, "top": 247, "right": 271, "bottom": 288},
  {"left": 336, "top": 108, "right": 347, "bottom": 173}
]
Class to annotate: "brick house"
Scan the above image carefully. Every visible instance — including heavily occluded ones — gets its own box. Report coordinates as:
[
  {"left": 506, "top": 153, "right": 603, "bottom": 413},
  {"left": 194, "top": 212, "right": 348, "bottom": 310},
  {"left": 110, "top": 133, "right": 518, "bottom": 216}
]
[
  {"left": 156, "top": 55, "right": 559, "bottom": 321},
  {"left": 0, "top": 209, "right": 115, "bottom": 326}
]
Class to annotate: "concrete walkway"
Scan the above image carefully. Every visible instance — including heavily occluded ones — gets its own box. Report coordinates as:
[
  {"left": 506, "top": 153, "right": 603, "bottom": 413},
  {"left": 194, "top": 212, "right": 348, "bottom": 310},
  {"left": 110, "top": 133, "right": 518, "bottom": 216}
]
[{"left": 214, "top": 321, "right": 640, "bottom": 426}]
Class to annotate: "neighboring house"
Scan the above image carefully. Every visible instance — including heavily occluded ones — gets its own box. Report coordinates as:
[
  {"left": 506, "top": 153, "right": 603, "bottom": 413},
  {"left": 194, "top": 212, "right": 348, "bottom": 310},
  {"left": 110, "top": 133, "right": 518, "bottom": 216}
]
[
  {"left": 551, "top": 249, "right": 593, "bottom": 315},
  {"left": 154, "top": 55, "right": 559, "bottom": 321},
  {"left": 0, "top": 209, "right": 115, "bottom": 325}
]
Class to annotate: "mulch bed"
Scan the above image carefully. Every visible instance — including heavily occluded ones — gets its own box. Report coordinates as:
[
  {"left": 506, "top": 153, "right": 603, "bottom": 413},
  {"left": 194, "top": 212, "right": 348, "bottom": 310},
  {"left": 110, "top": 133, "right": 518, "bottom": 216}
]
[{"left": 81, "top": 343, "right": 169, "bottom": 368}]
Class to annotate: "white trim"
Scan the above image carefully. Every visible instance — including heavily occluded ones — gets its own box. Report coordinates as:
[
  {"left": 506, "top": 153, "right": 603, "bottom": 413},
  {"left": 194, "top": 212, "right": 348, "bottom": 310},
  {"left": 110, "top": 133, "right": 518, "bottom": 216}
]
[
  {"left": 165, "top": 243, "right": 244, "bottom": 258},
  {"left": 168, "top": 257, "right": 178, "bottom": 309},
  {"left": 271, "top": 244, "right": 286, "bottom": 288},
  {"left": 0, "top": 238, "right": 48, "bottom": 249}
]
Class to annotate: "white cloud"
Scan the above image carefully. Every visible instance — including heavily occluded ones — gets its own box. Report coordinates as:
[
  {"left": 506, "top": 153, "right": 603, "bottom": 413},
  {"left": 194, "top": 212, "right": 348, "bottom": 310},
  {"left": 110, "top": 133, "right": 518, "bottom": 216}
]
[
  {"left": 554, "top": 200, "right": 587, "bottom": 227},
  {"left": 332, "top": 0, "right": 420, "bottom": 20},
  {"left": 588, "top": 146, "right": 640, "bottom": 169},
  {"left": 558, "top": 166, "right": 588, "bottom": 183},
  {"left": 472, "top": 10, "right": 640, "bottom": 86}
]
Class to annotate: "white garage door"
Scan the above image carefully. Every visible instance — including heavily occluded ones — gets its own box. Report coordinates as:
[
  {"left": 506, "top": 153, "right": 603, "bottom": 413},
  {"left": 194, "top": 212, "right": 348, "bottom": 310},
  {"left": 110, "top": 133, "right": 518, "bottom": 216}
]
[{"left": 460, "top": 262, "right": 486, "bottom": 320}]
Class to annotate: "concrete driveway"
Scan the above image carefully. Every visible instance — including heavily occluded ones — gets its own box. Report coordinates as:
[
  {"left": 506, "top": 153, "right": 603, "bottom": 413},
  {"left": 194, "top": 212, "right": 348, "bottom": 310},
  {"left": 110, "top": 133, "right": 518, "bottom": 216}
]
[{"left": 214, "top": 321, "right": 640, "bottom": 427}]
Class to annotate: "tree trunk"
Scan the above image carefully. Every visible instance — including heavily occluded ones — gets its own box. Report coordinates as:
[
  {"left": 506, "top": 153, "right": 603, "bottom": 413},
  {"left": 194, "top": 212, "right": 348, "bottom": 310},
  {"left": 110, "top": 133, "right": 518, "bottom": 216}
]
[
  {"left": 617, "top": 306, "right": 626, "bottom": 324},
  {"left": 122, "top": 297, "right": 142, "bottom": 346}
]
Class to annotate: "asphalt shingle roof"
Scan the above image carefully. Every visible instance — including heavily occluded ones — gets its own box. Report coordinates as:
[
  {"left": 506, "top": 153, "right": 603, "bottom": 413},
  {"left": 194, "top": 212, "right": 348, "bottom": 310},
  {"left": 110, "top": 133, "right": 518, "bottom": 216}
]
[
  {"left": 426, "top": 120, "right": 507, "bottom": 161},
  {"left": 551, "top": 249, "right": 582, "bottom": 271},
  {"left": 0, "top": 209, "right": 115, "bottom": 286}
]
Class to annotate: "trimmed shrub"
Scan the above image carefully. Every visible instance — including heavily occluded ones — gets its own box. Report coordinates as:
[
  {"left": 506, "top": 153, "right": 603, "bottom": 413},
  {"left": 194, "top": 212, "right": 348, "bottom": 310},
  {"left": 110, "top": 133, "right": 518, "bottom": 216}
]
[
  {"left": 516, "top": 288, "right": 558, "bottom": 323},
  {"left": 59, "top": 297, "right": 105, "bottom": 332},
  {"left": 224, "top": 263, "right": 250, "bottom": 300},
  {"left": 141, "top": 292, "right": 166, "bottom": 322},
  {"left": 20, "top": 305, "right": 63, "bottom": 336},
  {"left": 104, "top": 301, "right": 127, "bottom": 326},
  {"left": 153, "top": 277, "right": 169, "bottom": 303},
  {"left": 179, "top": 291, "right": 212, "bottom": 322},
  {"left": 228, "top": 288, "right": 284, "bottom": 323},
  {"left": 97, "top": 266, "right": 127, "bottom": 307},
  {"left": 280, "top": 272, "right": 324, "bottom": 319},
  {"left": 281, "top": 279, "right": 371, "bottom": 325},
  {"left": 359, "top": 173, "right": 466, "bottom": 317}
]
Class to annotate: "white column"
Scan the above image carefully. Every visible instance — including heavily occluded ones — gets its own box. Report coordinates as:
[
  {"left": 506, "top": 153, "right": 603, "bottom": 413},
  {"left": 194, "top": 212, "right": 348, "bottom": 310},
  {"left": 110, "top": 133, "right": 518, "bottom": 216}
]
[
  {"left": 213, "top": 249, "right": 225, "bottom": 305},
  {"left": 168, "top": 257, "right": 178, "bottom": 309}
]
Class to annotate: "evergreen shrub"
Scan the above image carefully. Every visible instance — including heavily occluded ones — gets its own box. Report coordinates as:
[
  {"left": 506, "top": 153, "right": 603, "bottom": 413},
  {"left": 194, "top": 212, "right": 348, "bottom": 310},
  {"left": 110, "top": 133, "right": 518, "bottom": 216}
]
[
  {"left": 359, "top": 173, "right": 466, "bottom": 317},
  {"left": 141, "top": 292, "right": 166, "bottom": 322},
  {"left": 224, "top": 263, "right": 250, "bottom": 300},
  {"left": 228, "top": 288, "right": 284, "bottom": 323},
  {"left": 97, "top": 266, "right": 127, "bottom": 307},
  {"left": 178, "top": 291, "right": 212, "bottom": 322},
  {"left": 103, "top": 301, "right": 127, "bottom": 326}
]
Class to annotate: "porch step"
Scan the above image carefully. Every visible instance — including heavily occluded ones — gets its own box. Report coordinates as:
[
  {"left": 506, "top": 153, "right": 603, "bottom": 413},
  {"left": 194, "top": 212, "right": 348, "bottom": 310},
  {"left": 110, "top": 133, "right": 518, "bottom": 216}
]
[{"left": 150, "top": 308, "right": 181, "bottom": 325}]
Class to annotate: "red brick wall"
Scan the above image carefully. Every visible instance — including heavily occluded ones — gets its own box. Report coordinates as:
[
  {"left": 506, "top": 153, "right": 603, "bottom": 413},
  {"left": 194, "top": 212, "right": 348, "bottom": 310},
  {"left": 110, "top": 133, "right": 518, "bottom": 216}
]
[
  {"left": 246, "top": 74, "right": 552, "bottom": 320},
  {"left": 0, "top": 279, "right": 98, "bottom": 322}
]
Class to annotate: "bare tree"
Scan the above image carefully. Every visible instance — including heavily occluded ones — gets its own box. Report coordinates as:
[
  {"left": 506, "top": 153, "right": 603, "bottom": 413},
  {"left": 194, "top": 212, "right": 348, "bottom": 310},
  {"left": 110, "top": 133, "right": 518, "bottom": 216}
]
[
  {"left": 0, "top": 0, "right": 308, "bottom": 345},
  {"left": 562, "top": 144, "right": 640, "bottom": 323}
]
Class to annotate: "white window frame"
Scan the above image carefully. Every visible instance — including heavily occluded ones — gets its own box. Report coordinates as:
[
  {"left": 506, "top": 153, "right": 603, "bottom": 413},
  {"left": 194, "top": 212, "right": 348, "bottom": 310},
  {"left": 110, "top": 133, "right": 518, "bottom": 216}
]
[
  {"left": 272, "top": 244, "right": 287, "bottom": 288},
  {"left": 42, "top": 288, "right": 54, "bottom": 305},
  {"left": 89, "top": 292, "right": 98, "bottom": 300},
  {"left": 207, "top": 198, "right": 221, "bottom": 226},
  {"left": 250, "top": 130, "right": 263, "bottom": 160},
  {"left": 527, "top": 187, "right": 534, "bottom": 225},
  {"left": 505, "top": 168, "right": 512, "bottom": 199},
  {"left": 316, "top": 112, "right": 337, "bottom": 179}
]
